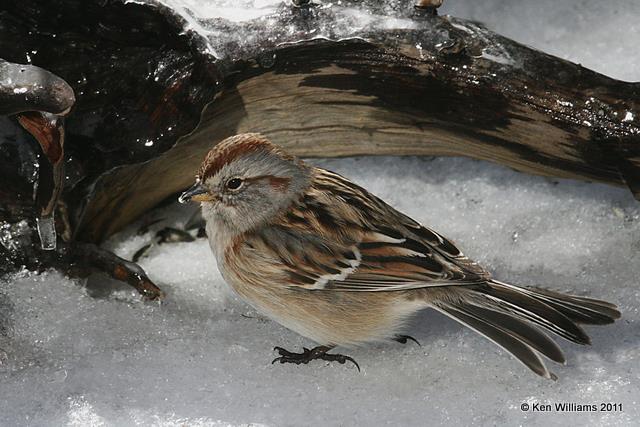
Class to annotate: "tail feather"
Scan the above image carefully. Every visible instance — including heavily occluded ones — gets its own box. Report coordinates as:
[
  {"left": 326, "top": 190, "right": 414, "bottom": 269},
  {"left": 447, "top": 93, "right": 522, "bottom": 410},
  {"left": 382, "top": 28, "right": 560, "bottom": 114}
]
[
  {"left": 432, "top": 304, "right": 556, "bottom": 379},
  {"left": 482, "top": 281, "right": 591, "bottom": 344},
  {"left": 461, "top": 303, "right": 566, "bottom": 364},
  {"left": 513, "top": 285, "right": 621, "bottom": 325},
  {"left": 428, "top": 280, "right": 621, "bottom": 378}
]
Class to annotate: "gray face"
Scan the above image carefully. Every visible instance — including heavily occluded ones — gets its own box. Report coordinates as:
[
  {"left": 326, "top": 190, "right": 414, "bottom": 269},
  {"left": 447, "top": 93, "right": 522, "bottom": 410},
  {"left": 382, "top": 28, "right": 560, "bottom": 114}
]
[{"left": 201, "top": 148, "right": 310, "bottom": 233}]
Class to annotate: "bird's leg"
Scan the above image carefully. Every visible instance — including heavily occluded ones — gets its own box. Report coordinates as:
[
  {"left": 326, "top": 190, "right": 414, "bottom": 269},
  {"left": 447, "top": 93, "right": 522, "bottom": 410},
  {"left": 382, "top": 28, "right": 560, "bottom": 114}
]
[
  {"left": 272, "top": 345, "right": 360, "bottom": 371},
  {"left": 393, "top": 335, "right": 421, "bottom": 346}
]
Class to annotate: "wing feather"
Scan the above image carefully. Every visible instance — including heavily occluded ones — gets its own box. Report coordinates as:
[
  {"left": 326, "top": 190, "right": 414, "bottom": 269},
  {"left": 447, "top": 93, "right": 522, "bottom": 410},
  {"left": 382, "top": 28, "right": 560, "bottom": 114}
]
[{"left": 245, "top": 168, "right": 490, "bottom": 292}]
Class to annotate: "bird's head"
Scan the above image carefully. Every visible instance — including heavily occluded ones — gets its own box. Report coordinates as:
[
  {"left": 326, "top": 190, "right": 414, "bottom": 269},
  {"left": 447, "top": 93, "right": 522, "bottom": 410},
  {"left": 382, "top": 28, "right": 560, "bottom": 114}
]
[{"left": 179, "top": 133, "right": 310, "bottom": 233}]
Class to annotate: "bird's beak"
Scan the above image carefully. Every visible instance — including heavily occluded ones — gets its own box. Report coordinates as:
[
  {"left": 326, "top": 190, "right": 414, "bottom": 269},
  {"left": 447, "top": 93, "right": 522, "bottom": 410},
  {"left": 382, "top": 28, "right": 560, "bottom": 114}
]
[{"left": 178, "top": 182, "right": 215, "bottom": 203}]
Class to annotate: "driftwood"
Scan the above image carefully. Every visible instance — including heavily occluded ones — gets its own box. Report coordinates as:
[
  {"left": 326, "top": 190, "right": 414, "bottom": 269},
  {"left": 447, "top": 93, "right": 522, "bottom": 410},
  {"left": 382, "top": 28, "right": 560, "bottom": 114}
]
[
  {"left": 0, "top": 59, "right": 74, "bottom": 116},
  {"left": 0, "top": 0, "right": 638, "bottom": 295},
  {"left": 77, "top": 2, "right": 640, "bottom": 241}
]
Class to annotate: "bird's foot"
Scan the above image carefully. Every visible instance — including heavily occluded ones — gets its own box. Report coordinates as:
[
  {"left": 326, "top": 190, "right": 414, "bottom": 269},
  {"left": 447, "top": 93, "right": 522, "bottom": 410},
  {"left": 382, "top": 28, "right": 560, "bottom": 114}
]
[
  {"left": 393, "top": 335, "right": 421, "bottom": 346},
  {"left": 272, "top": 346, "right": 360, "bottom": 371}
]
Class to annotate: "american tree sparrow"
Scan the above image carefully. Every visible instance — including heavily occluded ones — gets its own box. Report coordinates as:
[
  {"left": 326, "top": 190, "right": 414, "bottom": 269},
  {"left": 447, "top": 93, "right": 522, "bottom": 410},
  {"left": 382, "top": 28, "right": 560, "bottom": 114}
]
[{"left": 179, "top": 133, "right": 620, "bottom": 378}]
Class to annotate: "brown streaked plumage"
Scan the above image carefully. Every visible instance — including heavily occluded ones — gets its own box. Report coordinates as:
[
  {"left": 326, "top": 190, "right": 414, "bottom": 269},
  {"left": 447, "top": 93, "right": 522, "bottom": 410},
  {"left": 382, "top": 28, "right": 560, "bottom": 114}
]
[{"left": 180, "top": 133, "right": 621, "bottom": 378}]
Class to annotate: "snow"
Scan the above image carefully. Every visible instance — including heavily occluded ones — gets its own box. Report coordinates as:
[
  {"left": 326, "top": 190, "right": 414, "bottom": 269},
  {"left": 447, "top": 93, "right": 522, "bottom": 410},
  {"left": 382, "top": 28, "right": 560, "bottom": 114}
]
[
  {"left": 440, "top": 0, "right": 640, "bottom": 82},
  {"left": 2, "top": 1, "right": 640, "bottom": 426},
  {"left": 156, "top": 0, "right": 419, "bottom": 59}
]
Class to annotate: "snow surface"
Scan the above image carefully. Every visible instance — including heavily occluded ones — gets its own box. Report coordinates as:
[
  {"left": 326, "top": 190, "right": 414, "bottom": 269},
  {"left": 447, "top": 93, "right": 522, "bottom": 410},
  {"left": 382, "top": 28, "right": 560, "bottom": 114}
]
[{"left": 2, "top": 0, "right": 640, "bottom": 426}]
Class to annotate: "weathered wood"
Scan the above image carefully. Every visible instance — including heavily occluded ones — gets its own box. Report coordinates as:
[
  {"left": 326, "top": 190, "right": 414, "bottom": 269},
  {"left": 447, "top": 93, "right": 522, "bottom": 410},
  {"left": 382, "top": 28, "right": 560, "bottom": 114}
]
[
  {"left": 0, "top": 59, "right": 75, "bottom": 116},
  {"left": 78, "top": 24, "right": 640, "bottom": 241},
  {"left": 1, "top": 0, "right": 639, "bottom": 249}
]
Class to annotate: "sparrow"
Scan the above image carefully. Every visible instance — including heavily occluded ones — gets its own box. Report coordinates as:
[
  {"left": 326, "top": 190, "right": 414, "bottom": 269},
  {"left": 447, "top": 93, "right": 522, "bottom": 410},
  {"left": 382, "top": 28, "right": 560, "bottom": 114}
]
[{"left": 179, "top": 133, "right": 621, "bottom": 378}]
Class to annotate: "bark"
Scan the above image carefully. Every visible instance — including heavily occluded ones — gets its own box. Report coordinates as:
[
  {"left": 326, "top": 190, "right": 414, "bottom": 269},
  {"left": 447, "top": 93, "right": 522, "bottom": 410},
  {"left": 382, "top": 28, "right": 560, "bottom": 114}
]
[
  {"left": 78, "top": 17, "right": 640, "bottom": 241},
  {"left": 0, "top": 0, "right": 638, "bottom": 246}
]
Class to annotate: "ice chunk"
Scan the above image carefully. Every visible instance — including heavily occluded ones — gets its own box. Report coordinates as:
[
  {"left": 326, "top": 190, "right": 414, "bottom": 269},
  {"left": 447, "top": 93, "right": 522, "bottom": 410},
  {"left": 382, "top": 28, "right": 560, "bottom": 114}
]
[
  {"left": 154, "top": 0, "right": 418, "bottom": 59},
  {"left": 36, "top": 215, "right": 57, "bottom": 250}
]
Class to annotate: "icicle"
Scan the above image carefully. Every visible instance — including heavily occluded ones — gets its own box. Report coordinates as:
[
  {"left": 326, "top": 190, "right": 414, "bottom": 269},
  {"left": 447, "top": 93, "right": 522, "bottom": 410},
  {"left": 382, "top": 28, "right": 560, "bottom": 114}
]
[
  {"left": 17, "top": 112, "right": 67, "bottom": 250},
  {"left": 36, "top": 215, "right": 57, "bottom": 250}
]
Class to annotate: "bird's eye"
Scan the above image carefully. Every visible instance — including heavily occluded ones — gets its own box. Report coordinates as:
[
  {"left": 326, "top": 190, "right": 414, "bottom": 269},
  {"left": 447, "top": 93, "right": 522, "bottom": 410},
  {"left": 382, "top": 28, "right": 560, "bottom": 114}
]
[{"left": 226, "top": 178, "right": 243, "bottom": 190}]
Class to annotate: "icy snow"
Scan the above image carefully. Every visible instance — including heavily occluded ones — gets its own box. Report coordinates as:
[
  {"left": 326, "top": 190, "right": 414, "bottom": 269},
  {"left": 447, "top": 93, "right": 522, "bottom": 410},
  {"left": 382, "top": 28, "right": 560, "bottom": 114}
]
[
  {"left": 156, "top": 0, "right": 420, "bottom": 59},
  {"left": 1, "top": 0, "right": 640, "bottom": 426}
]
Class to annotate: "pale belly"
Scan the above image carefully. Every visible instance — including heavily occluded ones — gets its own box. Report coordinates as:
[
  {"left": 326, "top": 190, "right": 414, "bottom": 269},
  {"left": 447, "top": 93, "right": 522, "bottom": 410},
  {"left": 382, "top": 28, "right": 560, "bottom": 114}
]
[
  {"left": 221, "top": 266, "right": 425, "bottom": 346},
  {"left": 208, "top": 220, "right": 426, "bottom": 346}
]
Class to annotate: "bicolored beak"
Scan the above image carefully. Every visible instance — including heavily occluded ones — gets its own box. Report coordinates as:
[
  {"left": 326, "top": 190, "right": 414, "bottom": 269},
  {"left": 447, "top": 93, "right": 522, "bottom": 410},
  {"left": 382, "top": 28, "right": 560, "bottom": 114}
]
[{"left": 178, "top": 181, "right": 216, "bottom": 203}]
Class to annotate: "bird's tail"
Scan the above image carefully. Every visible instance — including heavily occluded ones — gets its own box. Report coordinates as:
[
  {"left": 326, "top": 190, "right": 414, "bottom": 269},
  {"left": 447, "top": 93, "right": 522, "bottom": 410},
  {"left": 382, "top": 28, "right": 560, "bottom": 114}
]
[{"left": 426, "top": 280, "right": 621, "bottom": 379}]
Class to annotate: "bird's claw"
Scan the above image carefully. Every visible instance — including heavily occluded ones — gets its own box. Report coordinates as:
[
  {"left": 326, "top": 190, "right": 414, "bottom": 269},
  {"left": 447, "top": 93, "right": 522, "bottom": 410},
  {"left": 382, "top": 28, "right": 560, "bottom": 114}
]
[
  {"left": 393, "top": 335, "right": 421, "bottom": 346},
  {"left": 271, "top": 346, "right": 360, "bottom": 371}
]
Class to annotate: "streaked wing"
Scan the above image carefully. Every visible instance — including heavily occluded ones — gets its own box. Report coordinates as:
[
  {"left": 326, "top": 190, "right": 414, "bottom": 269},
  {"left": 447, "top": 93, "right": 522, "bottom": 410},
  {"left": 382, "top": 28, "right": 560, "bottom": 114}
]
[
  {"left": 245, "top": 167, "right": 491, "bottom": 292},
  {"left": 325, "top": 228, "right": 488, "bottom": 291}
]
